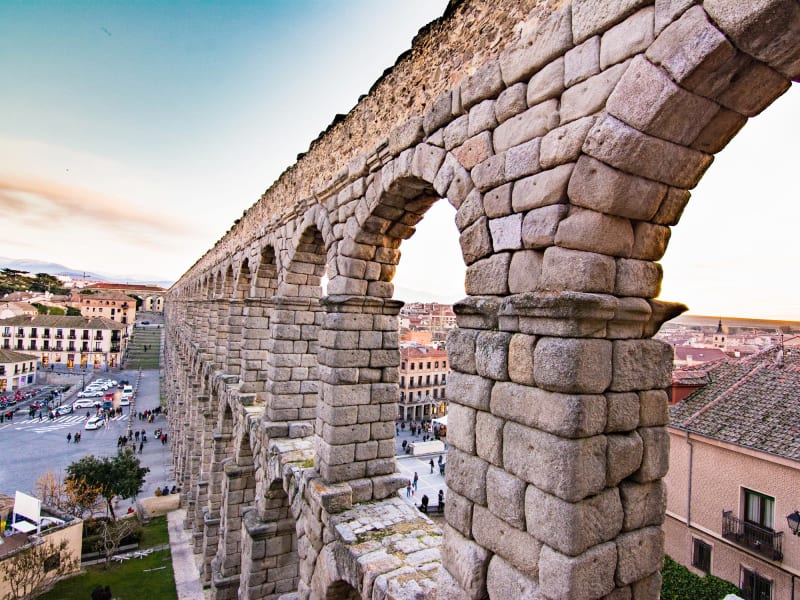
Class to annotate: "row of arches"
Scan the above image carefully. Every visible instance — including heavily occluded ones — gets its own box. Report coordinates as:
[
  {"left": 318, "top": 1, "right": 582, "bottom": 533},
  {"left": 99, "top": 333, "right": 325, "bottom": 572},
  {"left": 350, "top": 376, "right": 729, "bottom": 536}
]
[{"left": 163, "top": 1, "right": 799, "bottom": 598}]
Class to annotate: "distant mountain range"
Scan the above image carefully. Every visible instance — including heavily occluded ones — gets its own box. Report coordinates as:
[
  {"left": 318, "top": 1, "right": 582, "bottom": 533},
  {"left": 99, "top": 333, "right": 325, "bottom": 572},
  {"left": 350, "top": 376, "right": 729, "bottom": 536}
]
[{"left": 0, "top": 257, "right": 174, "bottom": 289}]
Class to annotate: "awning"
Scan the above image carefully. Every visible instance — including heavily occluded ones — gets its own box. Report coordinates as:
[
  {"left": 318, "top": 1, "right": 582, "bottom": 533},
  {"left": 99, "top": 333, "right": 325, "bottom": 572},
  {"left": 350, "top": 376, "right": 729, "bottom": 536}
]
[{"left": 431, "top": 415, "right": 447, "bottom": 426}]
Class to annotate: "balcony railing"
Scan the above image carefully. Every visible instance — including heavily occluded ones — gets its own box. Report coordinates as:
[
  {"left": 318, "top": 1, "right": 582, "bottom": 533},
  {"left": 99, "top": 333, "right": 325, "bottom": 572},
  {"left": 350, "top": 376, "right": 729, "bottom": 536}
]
[{"left": 722, "top": 511, "right": 783, "bottom": 561}]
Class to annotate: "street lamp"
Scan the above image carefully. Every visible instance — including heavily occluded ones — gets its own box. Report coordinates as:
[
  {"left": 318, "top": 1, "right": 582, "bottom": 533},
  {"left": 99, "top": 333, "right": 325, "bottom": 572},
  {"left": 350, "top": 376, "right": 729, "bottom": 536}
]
[{"left": 787, "top": 511, "right": 800, "bottom": 535}]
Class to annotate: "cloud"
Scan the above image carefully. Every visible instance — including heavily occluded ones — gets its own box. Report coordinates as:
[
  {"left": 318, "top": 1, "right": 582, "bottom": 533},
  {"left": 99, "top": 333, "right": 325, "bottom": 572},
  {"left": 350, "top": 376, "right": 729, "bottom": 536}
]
[{"left": 0, "top": 174, "right": 198, "bottom": 235}]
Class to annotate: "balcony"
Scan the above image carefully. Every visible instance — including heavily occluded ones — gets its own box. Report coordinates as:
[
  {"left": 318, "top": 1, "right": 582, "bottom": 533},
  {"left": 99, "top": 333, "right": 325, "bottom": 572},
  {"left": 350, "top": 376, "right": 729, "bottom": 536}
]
[{"left": 722, "top": 511, "right": 783, "bottom": 561}]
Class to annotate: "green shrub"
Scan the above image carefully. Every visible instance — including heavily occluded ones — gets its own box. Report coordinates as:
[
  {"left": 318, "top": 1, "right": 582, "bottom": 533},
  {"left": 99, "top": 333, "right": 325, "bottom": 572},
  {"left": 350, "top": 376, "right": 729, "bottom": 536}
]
[{"left": 662, "top": 556, "right": 742, "bottom": 600}]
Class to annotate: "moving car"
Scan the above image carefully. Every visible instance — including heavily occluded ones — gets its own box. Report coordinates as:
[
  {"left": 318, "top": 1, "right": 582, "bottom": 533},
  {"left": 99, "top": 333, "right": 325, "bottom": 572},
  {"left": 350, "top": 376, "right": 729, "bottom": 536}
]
[
  {"left": 84, "top": 416, "right": 104, "bottom": 430},
  {"left": 54, "top": 405, "right": 73, "bottom": 417},
  {"left": 73, "top": 398, "right": 101, "bottom": 409}
]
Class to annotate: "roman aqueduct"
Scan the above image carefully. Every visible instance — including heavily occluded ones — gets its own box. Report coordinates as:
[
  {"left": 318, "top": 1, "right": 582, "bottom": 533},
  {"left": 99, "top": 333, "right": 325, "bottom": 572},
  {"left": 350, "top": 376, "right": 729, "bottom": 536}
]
[{"left": 163, "top": 0, "right": 799, "bottom": 597}]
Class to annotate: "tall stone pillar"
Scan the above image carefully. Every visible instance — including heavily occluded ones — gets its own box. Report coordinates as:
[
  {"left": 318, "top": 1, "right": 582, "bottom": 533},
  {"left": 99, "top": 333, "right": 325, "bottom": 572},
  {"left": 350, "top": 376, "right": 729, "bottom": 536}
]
[
  {"left": 315, "top": 295, "right": 402, "bottom": 493},
  {"left": 214, "top": 298, "right": 231, "bottom": 373},
  {"left": 224, "top": 299, "right": 245, "bottom": 378},
  {"left": 201, "top": 430, "right": 233, "bottom": 584},
  {"left": 238, "top": 481, "right": 298, "bottom": 599},
  {"left": 264, "top": 296, "right": 322, "bottom": 422},
  {"left": 239, "top": 297, "right": 271, "bottom": 400},
  {"left": 211, "top": 459, "right": 256, "bottom": 600},
  {"left": 440, "top": 293, "right": 679, "bottom": 599}
]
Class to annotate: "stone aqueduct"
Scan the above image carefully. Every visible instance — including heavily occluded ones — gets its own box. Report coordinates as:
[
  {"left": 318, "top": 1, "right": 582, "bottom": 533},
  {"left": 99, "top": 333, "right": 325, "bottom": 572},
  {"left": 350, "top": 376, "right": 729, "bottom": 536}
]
[{"left": 162, "top": 1, "right": 799, "bottom": 598}]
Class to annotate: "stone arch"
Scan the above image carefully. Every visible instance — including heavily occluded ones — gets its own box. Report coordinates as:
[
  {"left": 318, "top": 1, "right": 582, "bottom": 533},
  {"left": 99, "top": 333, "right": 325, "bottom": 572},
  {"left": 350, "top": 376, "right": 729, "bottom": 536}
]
[
  {"left": 162, "top": 2, "right": 800, "bottom": 598},
  {"left": 264, "top": 222, "right": 327, "bottom": 423},
  {"left": 222, "top": 257, "right": 252, "bottom": 378},
  {"left": 324, "top": 581, "right": 360, "bottom": 600},
  {"left": 238, "top": 244, "right": 279, "bottom": 402}
]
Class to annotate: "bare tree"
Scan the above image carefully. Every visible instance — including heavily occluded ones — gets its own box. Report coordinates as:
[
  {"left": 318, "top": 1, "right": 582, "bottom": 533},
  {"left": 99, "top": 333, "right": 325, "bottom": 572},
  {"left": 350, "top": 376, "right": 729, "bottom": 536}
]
[
  {"left": 0, "top": 538, "right": 78, "bottom": 600},
  {"left": 96, "top": 518, "right": 139, "bottom": 567}
]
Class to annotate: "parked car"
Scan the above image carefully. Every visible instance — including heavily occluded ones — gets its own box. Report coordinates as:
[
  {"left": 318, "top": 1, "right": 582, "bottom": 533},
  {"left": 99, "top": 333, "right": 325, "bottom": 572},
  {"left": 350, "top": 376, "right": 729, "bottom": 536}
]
[
  {"left": 77, "top": 389, "right": 104, "bottom": 398},
  {"left": 73, "top": 398, "right": 101, "bottom": 410},
  {"left": 84, "top": 416, "right": 104, "bottom": 430}
]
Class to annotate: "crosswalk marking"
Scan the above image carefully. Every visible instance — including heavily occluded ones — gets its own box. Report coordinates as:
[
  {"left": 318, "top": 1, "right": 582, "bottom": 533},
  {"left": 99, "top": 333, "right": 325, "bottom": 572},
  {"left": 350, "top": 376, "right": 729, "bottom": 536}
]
[{"left": 3, "top": 413, "right": 128, "bottom": 434}]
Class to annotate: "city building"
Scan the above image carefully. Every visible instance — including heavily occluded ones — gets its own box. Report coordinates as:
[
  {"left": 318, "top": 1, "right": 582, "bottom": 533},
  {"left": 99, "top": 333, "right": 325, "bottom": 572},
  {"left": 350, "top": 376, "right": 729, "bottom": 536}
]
[
  {"left": 69, "top": 290, "right": 136, "bottom": 333},
  {"left": 0, "top": 301, "right": 37, "bottom": 320},
  {"left": 82, "top": 282, "right": 167, "bottom": 314},
  {"left": 665, "top": 345, "right": 800, "bottom": 600},
  {"left": 0, "top": 315, "right": 126, "bottom": 370},
  {"left": 0, "top": 349, "right": 37, "bottom": 392},
  {"left": 397, "top": 345, "right": 449, "bottom": 422},
  {"left": 0, "top": 492, "right": 82, "bottom": 599}
]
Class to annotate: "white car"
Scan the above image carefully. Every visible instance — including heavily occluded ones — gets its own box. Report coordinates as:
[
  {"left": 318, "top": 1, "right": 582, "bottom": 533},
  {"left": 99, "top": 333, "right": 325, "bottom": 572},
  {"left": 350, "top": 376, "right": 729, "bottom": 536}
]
[
  {"left": 85, "top": 416, "right": 104, "bottom": 430},
  {"left": 73, "top": 398, "right": 101, "bottom": 409},
  {"left": 77, "top": 389, "right": 104, "bottom": 398},
  {"left": 119, "top": 397, "right": 130, "bottom": 406}
]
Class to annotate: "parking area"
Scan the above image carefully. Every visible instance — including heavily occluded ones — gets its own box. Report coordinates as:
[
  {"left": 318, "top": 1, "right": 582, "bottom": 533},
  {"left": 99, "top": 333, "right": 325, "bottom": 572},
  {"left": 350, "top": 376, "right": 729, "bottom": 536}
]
[{"left": 0, "top": 368, "right": 175, "bottom": 501}]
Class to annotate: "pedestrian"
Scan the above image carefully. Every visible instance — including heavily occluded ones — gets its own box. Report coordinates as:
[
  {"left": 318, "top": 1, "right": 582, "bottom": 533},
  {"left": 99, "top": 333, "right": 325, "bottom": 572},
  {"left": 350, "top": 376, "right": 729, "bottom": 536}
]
[
  {"left": 135, "top": 430, "right": 140, "bottom": 441},
  {"left": 438, "top": 455, "right": 443, "bottom": 465},
  {"left": 66, "top": 432, "right": 71, "bottom": 443},
  {"left": 429, "top": 458, "right": 434, "bottom": 473},
  {"left": 38, "top": 411, "right": 42, "bottom": 421},
  {"left": 139, "top": 441, "right": 143, "bottom": 454},
  {"left": 406, "top": 482, "right": 412, "bottom": 497},
  {"left": 439, "top": 462, "right": 444, "bottom": 476},
  {"left": 413, "top": 471, "right": 418, "bottom": 491},
  {"left": 438, "top": 489, "right": 444, "bottom": 507}
]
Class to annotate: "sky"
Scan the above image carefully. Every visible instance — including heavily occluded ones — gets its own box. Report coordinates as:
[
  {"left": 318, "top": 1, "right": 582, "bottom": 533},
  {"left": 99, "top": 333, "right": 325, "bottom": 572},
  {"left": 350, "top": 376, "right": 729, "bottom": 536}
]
[{"left": 1, "top": 2, "right": 798, "bottom": 320}]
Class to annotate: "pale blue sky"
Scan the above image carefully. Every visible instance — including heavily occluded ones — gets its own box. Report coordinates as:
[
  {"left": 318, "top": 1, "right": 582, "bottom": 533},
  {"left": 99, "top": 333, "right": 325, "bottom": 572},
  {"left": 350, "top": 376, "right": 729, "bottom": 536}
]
[{"left": 0, "top": 2, "right": 798, "bottom": 319}]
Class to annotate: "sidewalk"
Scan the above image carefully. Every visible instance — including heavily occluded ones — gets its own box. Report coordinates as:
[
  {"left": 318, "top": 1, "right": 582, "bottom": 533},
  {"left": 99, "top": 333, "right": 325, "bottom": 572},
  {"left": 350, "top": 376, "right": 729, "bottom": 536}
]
[
  {"left": 394, "top": 425, "right": 449, "bottom": 511},
  {"left": 168, "top": 509, "right": 206, "bottom": 600}
]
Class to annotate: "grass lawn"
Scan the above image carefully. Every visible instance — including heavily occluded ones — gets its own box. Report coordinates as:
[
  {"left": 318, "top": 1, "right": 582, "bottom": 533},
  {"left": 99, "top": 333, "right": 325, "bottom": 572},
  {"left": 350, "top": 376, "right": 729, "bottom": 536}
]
[
  {"left": 38, "top": 550, "right": 177, "bottom": 600},
  {"left": 139, "top": 515, "right": 170, "bottom": 548}
]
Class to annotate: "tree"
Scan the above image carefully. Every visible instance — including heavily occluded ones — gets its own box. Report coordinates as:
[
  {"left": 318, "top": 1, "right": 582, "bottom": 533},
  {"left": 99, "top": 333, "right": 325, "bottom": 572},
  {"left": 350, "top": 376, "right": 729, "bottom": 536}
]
[
  {"left": 30, "top": 273, "right": 67, "bottom": 295},
  {"left": 65, "top": 450, "right": 149, "bottom": 520},
  {"left": 34, "top": 470, "right": 103, "bottom": 519},
  {"left": 95, "top": 518, "right": 139, "bottom": 567},
  {"left": 0, "top": 538, "right": 78, "bottom": 600}
]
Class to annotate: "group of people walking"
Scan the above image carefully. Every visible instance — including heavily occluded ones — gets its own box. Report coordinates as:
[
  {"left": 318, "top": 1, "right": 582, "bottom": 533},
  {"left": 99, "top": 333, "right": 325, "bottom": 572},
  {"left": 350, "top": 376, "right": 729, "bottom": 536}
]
[{"left": 65, "top": 431, "right": 82, "bottom": 443}]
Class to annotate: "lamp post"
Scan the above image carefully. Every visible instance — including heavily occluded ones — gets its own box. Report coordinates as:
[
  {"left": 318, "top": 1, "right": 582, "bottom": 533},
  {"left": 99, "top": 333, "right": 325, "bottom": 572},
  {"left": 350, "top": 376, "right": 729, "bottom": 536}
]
[{"left": 787, "top": 511, "right": 800, "bottom": 535}]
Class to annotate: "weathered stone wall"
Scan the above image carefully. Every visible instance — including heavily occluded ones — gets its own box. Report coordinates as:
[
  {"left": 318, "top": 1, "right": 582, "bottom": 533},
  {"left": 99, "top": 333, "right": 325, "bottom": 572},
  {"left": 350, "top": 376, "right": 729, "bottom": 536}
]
[{"left": 164, "top": 0, "right": 799, "bottom": 598}]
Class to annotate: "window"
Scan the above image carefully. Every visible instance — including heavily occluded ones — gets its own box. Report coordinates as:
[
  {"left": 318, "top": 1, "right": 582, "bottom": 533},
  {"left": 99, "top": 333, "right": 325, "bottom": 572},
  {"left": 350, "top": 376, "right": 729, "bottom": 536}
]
[
  {"left": 427, "top": 362, "right": 431, "bottom": 369},
  {"left": 43, "top": 328, "right": 49, "bottom": 337},
  {"left": 745, "top": 489, "right": 774, "bottom": 530},
  {"left": 17, "top": 327, "right": 24, "bottom": 336},
  {"left": 2, "top": 327, "right": 9, "bottom": 336},
  {"left": 692, "top": 538, "right": 711, "bottom": 573},
  {"left": 410, "top": 363, "right": 415, "bottom": 370},
  {"left": 741, "top": 568, "right": 771, "bottom": 600},
  {"left": 435, "top": 361, "right": 439, "bottom": 368}
]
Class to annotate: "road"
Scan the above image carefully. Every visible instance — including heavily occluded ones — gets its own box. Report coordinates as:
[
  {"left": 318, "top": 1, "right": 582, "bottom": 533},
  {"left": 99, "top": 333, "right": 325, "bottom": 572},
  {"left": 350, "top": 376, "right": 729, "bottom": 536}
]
[{"left": 0, "top": 368, "right": 175, "bottom": 503}]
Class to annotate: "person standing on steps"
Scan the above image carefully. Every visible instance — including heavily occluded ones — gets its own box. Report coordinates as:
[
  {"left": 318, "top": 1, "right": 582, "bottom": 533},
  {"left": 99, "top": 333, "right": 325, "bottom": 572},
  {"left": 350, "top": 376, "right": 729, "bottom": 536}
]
[{"left": 413, "top": 471, "right": 418, "bottom": 492}]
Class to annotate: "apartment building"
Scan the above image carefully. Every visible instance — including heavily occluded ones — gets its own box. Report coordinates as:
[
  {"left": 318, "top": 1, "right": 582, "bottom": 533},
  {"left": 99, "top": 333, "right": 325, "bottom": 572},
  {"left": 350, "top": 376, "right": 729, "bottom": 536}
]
[
  {"left": 398, "top": 345, "right": 449, "bottom": 422},
  {"left": 0, "top": 349, "right": 37, "bottom": 391},
  {"left": 69, "top": 290, "right": 136, "bottom": 333},
  {"left": 83, "top": 282, "right": 166, "bottom": 313},
  {"left": 0, "top": 315, "right": 126, "bottom": 370},
  {"left": 665, "top": 345, "right": 800, "bottom": 600}
]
